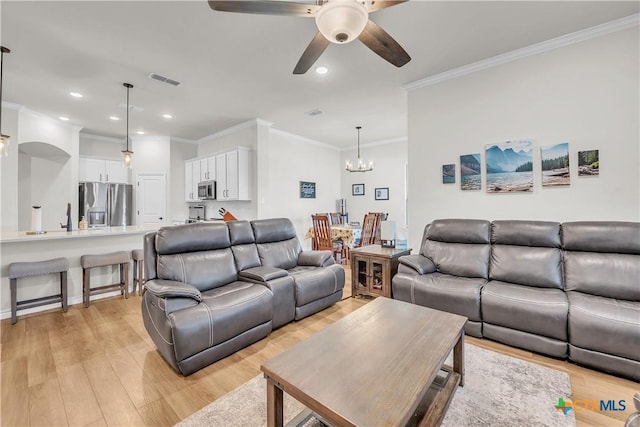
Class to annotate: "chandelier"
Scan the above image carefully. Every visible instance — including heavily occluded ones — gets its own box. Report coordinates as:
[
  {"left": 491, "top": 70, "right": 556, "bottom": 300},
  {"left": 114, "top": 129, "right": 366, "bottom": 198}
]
[
  {"left": 121, "top": 83, "right": 134, "bottom": 168},
  {"left": 345, "top": 126, "right": 373, "bottom": 173}
]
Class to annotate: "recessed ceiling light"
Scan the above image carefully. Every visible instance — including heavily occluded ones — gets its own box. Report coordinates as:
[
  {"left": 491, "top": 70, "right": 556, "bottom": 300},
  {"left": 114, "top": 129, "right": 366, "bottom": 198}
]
[
  {"left": 136, "top": 130, "right": 145, "bottom": 135},
  {"left": 109, "top": 115, "right": 120, "bottom": 121},
  {"left": 315, "top": 66, "right": 329, "bottom": 75},
  {"left": 162, "top": 113, "right": 173, "bottom": 119},
  {"left": 69, "top": 92, "right": 83, "bottom": 98},
  {"left": 59, "top": 116, "right": 70, "bottom": 121}
]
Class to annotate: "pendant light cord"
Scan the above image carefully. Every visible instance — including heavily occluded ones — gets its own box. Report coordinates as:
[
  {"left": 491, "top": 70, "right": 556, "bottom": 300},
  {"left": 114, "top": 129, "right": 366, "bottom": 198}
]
[
  {"left": 125, "top": 84, "right": 130, "bottom": 151},
  {"left": 0, "top": 47, "right": 7, "bottom": 136},
  {"left": 356, "top": 125, "right": 361, "bottom": 159}
]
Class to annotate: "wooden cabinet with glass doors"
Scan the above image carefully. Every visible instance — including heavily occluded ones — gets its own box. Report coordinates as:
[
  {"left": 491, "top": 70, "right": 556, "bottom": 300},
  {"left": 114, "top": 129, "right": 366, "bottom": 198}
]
[{"left": 351, "top": 245, "right": 411, "bottom": 298}]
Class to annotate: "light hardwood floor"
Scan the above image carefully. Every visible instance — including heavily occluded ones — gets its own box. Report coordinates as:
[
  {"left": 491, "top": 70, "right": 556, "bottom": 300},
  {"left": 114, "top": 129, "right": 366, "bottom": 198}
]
[{"left": 1, "top": 266, "right": 637, "bottom": 427}]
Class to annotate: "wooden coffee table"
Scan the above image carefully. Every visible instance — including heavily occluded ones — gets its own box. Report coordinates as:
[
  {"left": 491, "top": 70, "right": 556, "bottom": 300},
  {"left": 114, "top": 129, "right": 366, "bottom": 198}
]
[{"left": 260, "top": 297, "right": 467, "bottom": 427}]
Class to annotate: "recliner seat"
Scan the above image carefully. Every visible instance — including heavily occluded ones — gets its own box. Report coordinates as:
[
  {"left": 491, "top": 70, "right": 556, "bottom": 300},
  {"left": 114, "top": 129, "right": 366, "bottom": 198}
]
[{"left": 142, "top": 218, "right": 344, "bottom": 375}]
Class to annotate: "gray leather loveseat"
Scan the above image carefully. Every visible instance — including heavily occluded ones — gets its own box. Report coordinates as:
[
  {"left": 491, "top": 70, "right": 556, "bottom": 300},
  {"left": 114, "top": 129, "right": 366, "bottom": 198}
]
[
  {"left": 392, "top": 219, "right": 639, "bottom": 381},
  {"left": 142, "top": 218, "right": 345, "bottom": 375}
]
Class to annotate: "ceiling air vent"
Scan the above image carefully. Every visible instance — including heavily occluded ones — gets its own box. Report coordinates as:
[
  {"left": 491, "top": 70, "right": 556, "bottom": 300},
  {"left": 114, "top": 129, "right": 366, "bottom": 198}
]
[
  {"left": 118, "top": 103, "right": 144, "bottom": 112},
  {"left": 306, "top": 109, "right": 324, "bottom": 117},
  {"left": 149, "top": 72, "right": 182, "bottom": 86}
]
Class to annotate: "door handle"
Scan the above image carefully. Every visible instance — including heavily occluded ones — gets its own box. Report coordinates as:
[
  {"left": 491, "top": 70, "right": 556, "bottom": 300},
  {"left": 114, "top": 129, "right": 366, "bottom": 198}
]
[
  {"left": 159, "top": 217, "right": 163, "bottom": 220},
  {"left": 106, "top": 174, "right": 109, "bottom": 182}
]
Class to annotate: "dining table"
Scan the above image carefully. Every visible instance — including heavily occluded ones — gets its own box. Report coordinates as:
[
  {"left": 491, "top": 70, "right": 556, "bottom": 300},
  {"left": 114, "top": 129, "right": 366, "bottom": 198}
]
[{"left": 305, "top": 224, "right": 362, "bottom": 248}]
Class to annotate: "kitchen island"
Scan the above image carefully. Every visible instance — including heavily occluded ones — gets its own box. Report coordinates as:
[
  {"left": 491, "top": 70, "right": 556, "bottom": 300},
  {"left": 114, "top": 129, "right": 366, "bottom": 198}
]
[{"left": 0, "top": 225, "right": 160, "bottom": 320}]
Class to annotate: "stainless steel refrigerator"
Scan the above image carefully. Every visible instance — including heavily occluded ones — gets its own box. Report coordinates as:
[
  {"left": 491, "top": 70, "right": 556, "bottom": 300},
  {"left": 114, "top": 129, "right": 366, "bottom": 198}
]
[{"left": 79, "top": 182, "right": 133, "bottom": 227}]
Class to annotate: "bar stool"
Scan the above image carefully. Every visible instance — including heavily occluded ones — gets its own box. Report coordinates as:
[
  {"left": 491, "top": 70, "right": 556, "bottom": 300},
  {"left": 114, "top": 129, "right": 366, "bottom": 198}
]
[
  {"left": 80, "top": 251, "right": 130, "bottom": 307},
  {"left": 132, "top": 249, "right": 144, "bottom": 295},
  {"left": 8, "top": 257, "right": 69, "bottom": 325}
]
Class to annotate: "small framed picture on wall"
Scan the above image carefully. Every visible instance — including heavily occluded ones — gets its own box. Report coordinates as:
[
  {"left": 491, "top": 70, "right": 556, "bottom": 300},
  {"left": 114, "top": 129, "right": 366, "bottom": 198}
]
[
  {"left": 352, "top": 183, "right": 365, "bottom": 196},
  {"left": 299, "top": 181, "right": 316, "bottom": 199},
  {"left": 375, "top": 187, "right": 389, "bottom": 200}
]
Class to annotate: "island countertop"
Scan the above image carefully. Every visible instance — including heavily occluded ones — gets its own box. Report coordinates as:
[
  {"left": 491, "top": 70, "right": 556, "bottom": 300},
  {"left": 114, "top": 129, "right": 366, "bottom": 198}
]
[{"left": 0, "top": 225, "right": 161, "bottom": 243}]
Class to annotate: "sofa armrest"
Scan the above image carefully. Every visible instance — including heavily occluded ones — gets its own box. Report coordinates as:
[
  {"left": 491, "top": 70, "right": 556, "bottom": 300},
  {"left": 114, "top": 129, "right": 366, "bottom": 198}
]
[
  {"left": 399, "top": 255, "right": 436, "bottom": 275},
  {"left": 239, "top": 266, "right": 288, "bottom": 282},
  {"left": 298, "top": 250, "right": 334, "bottom": 267},
  {"left": 144, "top": 279, "right": 202, "bottom": 302}
]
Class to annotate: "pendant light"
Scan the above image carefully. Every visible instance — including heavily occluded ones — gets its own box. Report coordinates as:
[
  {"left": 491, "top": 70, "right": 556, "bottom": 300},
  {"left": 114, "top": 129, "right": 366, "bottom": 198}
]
[
  {"left": 121, "top": 82, "right": 134, "bottom": 168},
  {"left": 345, "top": 126, "right": 373, "bottom": 173},
  {"left": 0, "top": 46, "right": 11, "bottom": 158}
]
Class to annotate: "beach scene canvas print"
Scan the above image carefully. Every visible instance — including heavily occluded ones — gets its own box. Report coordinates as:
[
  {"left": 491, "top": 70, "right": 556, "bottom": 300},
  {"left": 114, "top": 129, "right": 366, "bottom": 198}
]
[
  {"left": 578, "top": 149, "right": 599, "bottom": 176},
  {"left": 442, "top": 164, "right": 455, "bottom": 184},
  {"left": 541, "top": 142, "right": 570, "bottom": 186},
  {"left": 485, "top": 140, "right": 533, "bottom": 193},
  {"left": 460, "top": 154, "right": 481, "bottom": 190}
]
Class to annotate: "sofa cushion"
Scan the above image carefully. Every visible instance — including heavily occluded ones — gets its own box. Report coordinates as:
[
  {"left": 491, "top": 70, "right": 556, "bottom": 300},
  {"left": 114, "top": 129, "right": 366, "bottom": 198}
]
[
  {"left": 157, "top": 248, "right": 237, "bottom": 291},
  {"left": 257, "top": 239, "right": 301, "bottom": 270},
  {"left": 567, "top": 291, "right": 640, "bottom": 362},
  {"left": 228, "top": 221, "right": 255, "bottom": 245},
  {"left": 232, "top": 243, "right": 261, "bottom": 271},
  {"left": 491, "top": 220, "right": 561, "bottom": 248},
  {"left": 565, "top": 252, "right": 639, "bottom": 301},
  {"left": 423, "top": 241, "right": 490, "bottom": 279},
  {"left": 156, "top": 222, "right": 230, "bottom": 255},
  {"left": 170, "top": 281, "right": 273, "bottom": 362},
  {"left": 425, "top": 219, "right": 491, "bottom": 245},
  {"left": 562, "top": 221, "right": 640, "bottom": 254},
  {"left": 288, "top": 264, "right": 344, "bottom": 307},
  {"left": 482, "top": 281, "right": 568, "bottom": 341},
  {"left": 252, "top": 218, "right": 297, "bottom": 243},
  {"left": 490, "top": 245, "right": 563, "bottom": 289},
  {"left": 392, "top": 272, "right": 485, "bottom": 322}
]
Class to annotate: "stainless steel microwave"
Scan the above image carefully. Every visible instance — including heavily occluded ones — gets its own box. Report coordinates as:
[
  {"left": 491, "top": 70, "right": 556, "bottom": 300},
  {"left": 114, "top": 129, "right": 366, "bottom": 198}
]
[{"left": 198, "top": 180, "right": 216, "bottom": 200}]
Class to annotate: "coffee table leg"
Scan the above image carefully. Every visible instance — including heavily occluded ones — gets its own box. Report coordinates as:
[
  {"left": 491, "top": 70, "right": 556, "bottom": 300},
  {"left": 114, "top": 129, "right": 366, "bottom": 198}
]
[
  {"left": 454, "top": 330, "right": 465, "bottom": 387},
  {"left": 266, "top": 377, "right": 284, "bottom": 427}
]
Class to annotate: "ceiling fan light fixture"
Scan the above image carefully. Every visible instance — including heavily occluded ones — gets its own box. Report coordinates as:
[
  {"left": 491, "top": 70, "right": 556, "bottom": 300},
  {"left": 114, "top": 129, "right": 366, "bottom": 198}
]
[{"left": 315, "top": 1, "right": 368, "bottom": 44}]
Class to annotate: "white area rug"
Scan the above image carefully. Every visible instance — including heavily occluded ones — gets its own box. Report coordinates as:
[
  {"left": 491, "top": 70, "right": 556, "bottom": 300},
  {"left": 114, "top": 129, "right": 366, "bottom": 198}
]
[{"left": 176, "top": 343, "right": 575, "bottom": 427}]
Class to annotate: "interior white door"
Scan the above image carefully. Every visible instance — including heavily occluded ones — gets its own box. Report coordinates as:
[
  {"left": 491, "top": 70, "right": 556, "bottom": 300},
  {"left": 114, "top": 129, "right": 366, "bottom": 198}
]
[{"left": 137, "top": 173, "right": 166, "bottom": 226}]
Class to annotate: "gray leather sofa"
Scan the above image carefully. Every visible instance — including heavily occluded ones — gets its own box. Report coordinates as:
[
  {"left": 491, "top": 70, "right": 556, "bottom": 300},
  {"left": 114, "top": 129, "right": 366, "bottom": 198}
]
[
  {"left": 392, "top": 219, "right": 640, "bottom": 381},
  {"left": 142, "top": 218, "right": 345, "bottom": 375}
]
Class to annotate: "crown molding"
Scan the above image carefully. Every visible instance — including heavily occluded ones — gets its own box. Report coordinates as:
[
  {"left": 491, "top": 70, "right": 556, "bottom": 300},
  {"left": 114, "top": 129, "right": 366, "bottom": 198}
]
[
  {"left": 403, "top": 13, "right": 640, "bottom": 92},
  {"left": 171, "top": 136, "right": 198, "bottom": 144},
  {"left": 80, "top": 132, "right": 124, "bottom": 144},
  {"left": 197, "top": 118, "right": 271, "bottom": 144},
  {"left": 1, "top": 101, "right": 22, "bottom": 111},
  {"left": 342, "top": 136, "right": 407, "bottom": 151},
  {"left": 269, "top": 128, "right": 339, "bottom": 151}
]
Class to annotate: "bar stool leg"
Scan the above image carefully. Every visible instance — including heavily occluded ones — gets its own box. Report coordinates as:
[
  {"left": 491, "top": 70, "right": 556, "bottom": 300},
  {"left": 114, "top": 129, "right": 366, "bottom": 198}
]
[
  {"left": 61, "top": 271, "right": 68, "bottom": 313},
  {"left": 132, "top": 260, "right": 138, "bottom": 294},
  {"left": 122, "top": 263, "right": 129, "bottom": 299},
  {"left": 138, "top": 260, "right": 144, "bottom": 296},
  {"left": 83, "top": 268, "right": 90, "bottom": 308},
  {"left": 10, "top": 278, "right": 17, "bottom": 325}
]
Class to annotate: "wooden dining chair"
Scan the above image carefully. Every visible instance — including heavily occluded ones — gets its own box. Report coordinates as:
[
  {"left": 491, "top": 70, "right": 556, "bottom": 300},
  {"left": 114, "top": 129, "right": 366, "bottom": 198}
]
[
  {"left": 358, "top": 212, "right": 383, "bottom": 247},
  {"left": 311, "top": 214, "right": 347, "bottom": 264},
  {"left": 330, "top": 212, "right": 343, "bottom": 225}
]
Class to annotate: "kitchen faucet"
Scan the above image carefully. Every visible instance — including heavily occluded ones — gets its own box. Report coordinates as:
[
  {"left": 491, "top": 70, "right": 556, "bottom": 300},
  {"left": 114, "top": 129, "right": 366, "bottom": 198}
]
[{"left": 60, "top": 203, "right": 72, "bottom": 231}]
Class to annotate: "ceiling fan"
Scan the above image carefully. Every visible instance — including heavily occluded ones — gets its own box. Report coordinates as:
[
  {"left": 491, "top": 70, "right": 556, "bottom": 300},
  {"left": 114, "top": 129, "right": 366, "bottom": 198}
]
[{"left": 207, "top": 0, "right": 411, "bottom": 74}]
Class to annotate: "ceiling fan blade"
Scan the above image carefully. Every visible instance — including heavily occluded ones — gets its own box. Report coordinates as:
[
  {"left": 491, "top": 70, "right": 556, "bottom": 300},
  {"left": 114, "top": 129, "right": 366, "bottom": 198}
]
[
  {"left": 366, "top": 0, "right": 407, "bottom": 13},
  {"left": 358, "top": 19, "right": 410, "bottom": 68},
  {"left": 208, "top": 1, "right": 319, "bottom": 17},
  {"left": 293, "top": 32, "right": 330, "bottom": 74}
]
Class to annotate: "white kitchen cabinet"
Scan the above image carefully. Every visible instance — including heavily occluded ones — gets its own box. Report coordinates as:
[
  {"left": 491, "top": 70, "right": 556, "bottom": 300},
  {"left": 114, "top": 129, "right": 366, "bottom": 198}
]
[
  {"left": 184, "top": 159, "right": 201, "bottom": 202},
  {"left": 104, "top": 160, "right": 129, "bottom": 183},
  {"left": 215, "top": 147, "right": 250, "bottom": 201},
  {"left": 198, "top": 156, "right": 216, "bottom": 182},
  {"left": 79, "top": 157, "right": 129, "bottom": 183}
]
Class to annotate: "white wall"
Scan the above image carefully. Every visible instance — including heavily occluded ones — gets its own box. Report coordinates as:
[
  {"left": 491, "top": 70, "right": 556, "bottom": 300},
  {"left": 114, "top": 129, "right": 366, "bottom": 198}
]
[
  {"left": 341, "top": 140, "right": 408, "bottom": 230},
  {"left": 406, "top": 27, "right": 639, "bottom": 248},
  {"left": 18, "top": 108, "right": 75, "bottom": 155},
  {"left": 261, "top": 128, "right": 342, "bottom": 249},
  {"left": 131, "top": 135, "right": 171, "bottom": 225},
  {"left": 30, "top": 156, "right": 73, "bottom": 231},
  {"left": 170, "top": 139, "right": 197, "bottom": 223},
  {"left": 79, "top": 134, "right": 125, "bottom": 159},
  {"left": 1, "top": 106, "right": 22, "bottom": 233}
]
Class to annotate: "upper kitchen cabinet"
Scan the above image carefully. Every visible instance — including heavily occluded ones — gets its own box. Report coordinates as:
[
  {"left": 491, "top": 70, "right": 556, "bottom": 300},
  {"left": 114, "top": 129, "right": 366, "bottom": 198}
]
[
  {"left": 200, "top": 157, "right": 216, "bottom": 181},
  {"left": 216, "top": 147, "right": 251, "bottom": 201},
  {"left": 184, "top": 159, "right": 201, "bottom": 202},
  {"left": 79, "top": 157, "right": 129, "bottom": 183}
]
